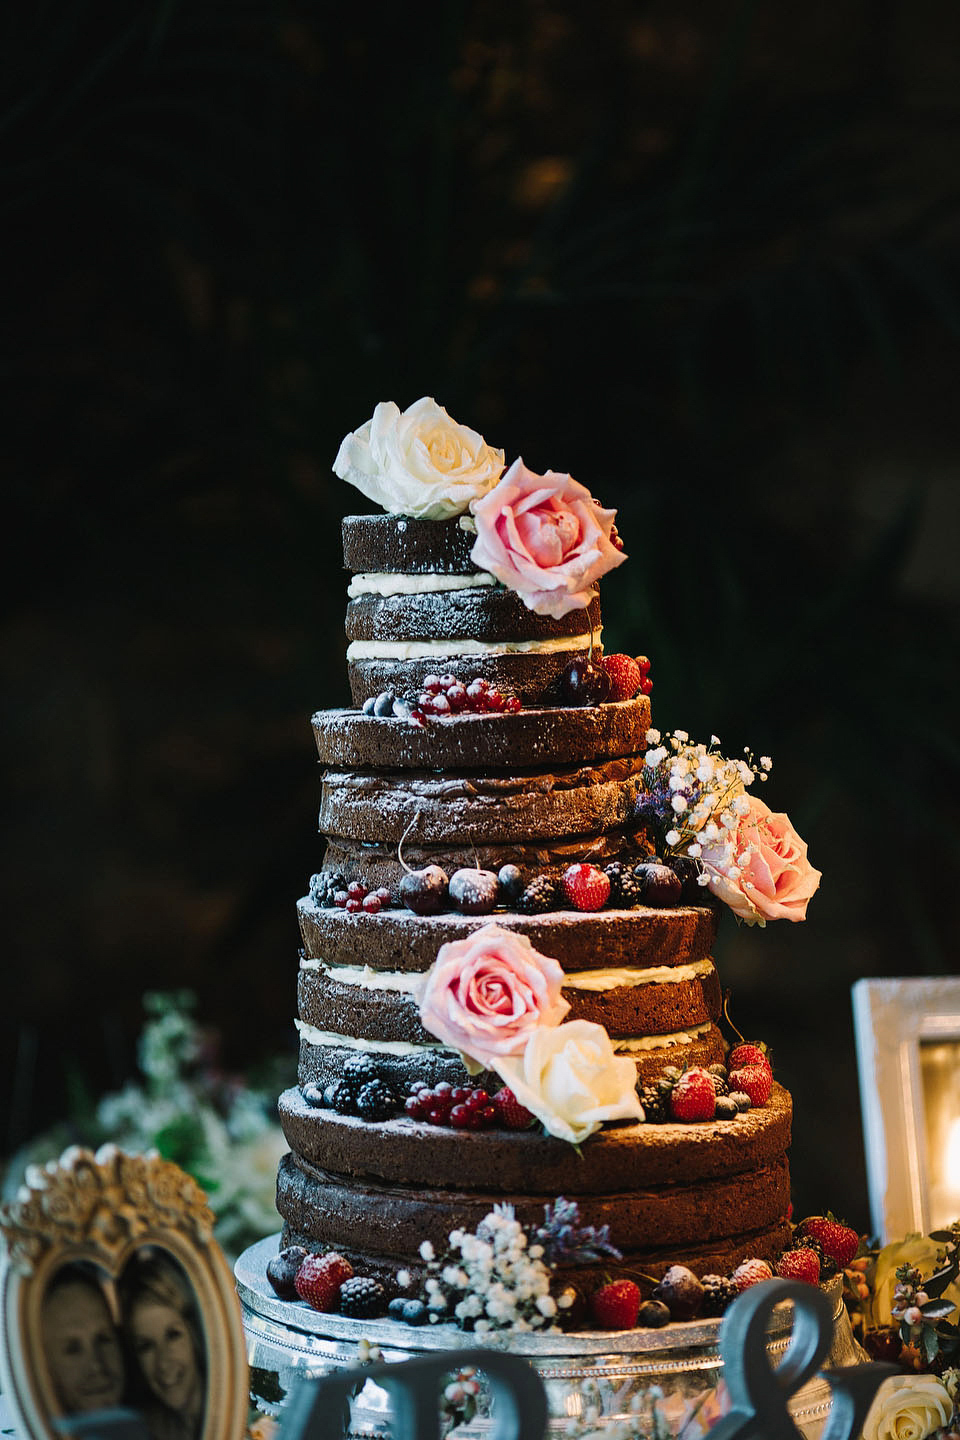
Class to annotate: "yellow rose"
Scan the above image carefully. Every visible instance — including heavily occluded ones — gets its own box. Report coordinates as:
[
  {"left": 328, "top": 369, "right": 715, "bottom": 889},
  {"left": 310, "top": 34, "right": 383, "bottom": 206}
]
[
  {"left": 862, "top": 1375, "right": 953, "bottom": 1440},
  {"left": 871, "top": 1235, "right": 960, "bottom": 1329}
]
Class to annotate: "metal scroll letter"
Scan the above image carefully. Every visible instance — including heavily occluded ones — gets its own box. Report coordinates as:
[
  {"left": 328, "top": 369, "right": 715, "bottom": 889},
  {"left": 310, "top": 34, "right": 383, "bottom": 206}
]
[
  {"left": 705, "top": 1279, "right": 896, "bottom": 1440},
  {"left": 282, "top": 1346, "right": 548, "bottom": 1440}
]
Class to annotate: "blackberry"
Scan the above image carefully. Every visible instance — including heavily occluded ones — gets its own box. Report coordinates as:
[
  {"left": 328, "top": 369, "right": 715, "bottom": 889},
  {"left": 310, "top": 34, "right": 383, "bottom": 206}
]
[
  {"left": 342, "top": 1054, "right": 380, "bottom": 1086},
  {"left": 310, "top": 870, "right": 347, "bottom": 908},
  {"left": 603, "top": 862, "right": 645, "bottom": 907},
  {"left": 331, "top": 1081, "right": 360, "bottom": 1116},
  {"left": 700, "top": 1274, "right": 736, "bottom": 1317},
  {"left": 707, "top": 1071, "right": 729, "bottom": 1098},
  {"left": 356, "top": 1079, "right": 400, "bottom": 1122},
  {"left": 339, "top": 1276, "right": 386, "bottom": 1318},
  {"left": 637, "top": 1084, "right": 667, "bottom": 1123},
  {"left": 517, "top": 875, "right": 561, "bottom": 915}
]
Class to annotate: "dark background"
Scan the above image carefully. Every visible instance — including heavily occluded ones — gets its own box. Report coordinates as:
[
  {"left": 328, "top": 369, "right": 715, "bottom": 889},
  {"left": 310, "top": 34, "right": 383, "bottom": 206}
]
[{"left": 2, "top": 0, "right": 959, "bottom": 1231}]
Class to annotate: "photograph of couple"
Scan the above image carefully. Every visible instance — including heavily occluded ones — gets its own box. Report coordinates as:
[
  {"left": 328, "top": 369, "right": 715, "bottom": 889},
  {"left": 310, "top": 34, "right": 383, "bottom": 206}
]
[{"left": 41, "top": 1247, "right": 205, "bottom": 1440}]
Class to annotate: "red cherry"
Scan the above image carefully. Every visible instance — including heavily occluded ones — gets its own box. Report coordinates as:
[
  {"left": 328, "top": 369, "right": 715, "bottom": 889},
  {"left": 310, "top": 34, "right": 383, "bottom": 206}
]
[
  {"left": 445, "top": 682, "right": 468, "bottom": 711},
  {"left": 503, "top": 695, "right": 522, "bottom": 713},
  {"left": 345, "top": 898, "right": 362, "bottom": 913},
  {"left": 347, "top": 881, "right": 367, "bottom": 899},
  {"left": 361, "top": 894, "right": 381, "bottom": 914},
  {"left": 423, "top": 674, "right": 444, "bottom": 693}
]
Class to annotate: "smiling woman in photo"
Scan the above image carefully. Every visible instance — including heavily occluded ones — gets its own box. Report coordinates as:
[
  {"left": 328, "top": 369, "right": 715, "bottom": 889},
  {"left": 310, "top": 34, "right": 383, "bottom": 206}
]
[
  {"left": 120, "top": 1252, "right": 205, "bottom": 1440},
  {"left": 41, "top": 1264, "right": 126, "bottom": 1417}
]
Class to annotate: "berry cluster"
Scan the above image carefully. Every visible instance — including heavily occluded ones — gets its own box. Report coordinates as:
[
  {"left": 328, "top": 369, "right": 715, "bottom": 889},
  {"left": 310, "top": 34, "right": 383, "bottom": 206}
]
[
  {"left": 266, "top": 1246, "right": 388, "bottom": 1320},
  {"left": 638, "top": 1047, "right": 774, "bottom": 1125},
  {"left": 559, "top": 653, "right": 653, "bottom": 706},
  {"left": 399, "top": 861, "right": 523, "bottom": 917},
  {"left": 362, "top": 675, "right": 522, "bottom": 728},
  {"left": 310, "top": 871, "right": 393, "bottom": 913},
  {"left": 584, "top": 1252, "right": 778, "bottom": 1331},
  {"left": 304, "top": 1055, "right": 404, "bottom": 1121},
  {"left": 404, "top": 1081, "right": 534, "bottom": 1131},
  {"left": 518, "top": 859, "right": 684, "bottom": 916}
]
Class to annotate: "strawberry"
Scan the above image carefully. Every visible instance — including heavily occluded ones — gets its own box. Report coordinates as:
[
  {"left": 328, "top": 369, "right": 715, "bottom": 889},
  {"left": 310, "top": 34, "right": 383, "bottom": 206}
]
[
  {"left": 728, "top": 1042, "right": 772, "bottom": 1074},
  {"left": 600, "top": 654, "right": 642, "bottom": 702},
  {"left": 776, "top": 1248, "right": 821, "bottom": 1286},
  {"left": 492, "top": 1086, "right": 535, "bottom": 1130},
  {"left": 588, "top": 1279, "right": 641, "bottom": 1330},
  {"left": 798, "top": 1215, "right": 860, "bottom": 1270},
  {"left": 562, "top": 863, "right": 611, "bottom": 912},
  {"left": 668, "top": 1068, "right": 717, "bottom": 1123},
  {"left": 730, "top": 1257, "right": 773, "bottom": 1292},
  {"left": 294, "top": 1251, "right": 354, "bottom": 1311},
  {"left": 728, "top": 1064, "right": 773, "bottom": 1107}
]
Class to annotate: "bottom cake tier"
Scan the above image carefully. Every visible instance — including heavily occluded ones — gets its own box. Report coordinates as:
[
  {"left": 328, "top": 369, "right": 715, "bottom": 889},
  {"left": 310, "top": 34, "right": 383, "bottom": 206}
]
[{"left": 275, "top": 1082, "right": 794, "bottom": 1300}]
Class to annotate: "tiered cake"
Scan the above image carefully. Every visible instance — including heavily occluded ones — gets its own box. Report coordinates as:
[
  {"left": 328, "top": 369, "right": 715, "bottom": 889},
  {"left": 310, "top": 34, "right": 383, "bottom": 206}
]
[{"left": 272, "top": 400, "right": 817, "bottom": 1317}]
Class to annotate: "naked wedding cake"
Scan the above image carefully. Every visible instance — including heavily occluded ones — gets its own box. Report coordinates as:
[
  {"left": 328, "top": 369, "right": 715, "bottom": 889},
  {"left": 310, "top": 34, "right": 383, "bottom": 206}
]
[{"left": 272, "top": 398, "right": 822, "bottom": 1331}]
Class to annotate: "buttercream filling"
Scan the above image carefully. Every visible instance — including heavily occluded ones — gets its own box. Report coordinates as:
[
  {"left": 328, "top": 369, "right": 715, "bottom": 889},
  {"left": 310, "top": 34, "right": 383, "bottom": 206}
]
[
  {"left": 303, "top": 957, "right": 713, "bottom": 994},
  {"left": 347, "top": 571, "right": 497, "bottom": 598},
  {"left": 296, "top": 1018, "right": 712, "bottom": 1055},
  {"left": 346, "top": 629, "right": 600, "bottom": 662}
]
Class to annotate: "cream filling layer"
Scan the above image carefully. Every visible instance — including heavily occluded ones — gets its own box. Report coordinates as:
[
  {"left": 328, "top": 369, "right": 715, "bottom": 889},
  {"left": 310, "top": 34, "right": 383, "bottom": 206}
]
[
  {"left": 301, "top": 957, "right": 713, "bottom": 994},
  {"left": 296, "top": 1018, "right": 711, "bottom": 1056},
  {"left": 347, "top": 571, "right": 496, "bottom": 598},
  {"left": 346, "top": 629, "right": 600, "bottom": 662}
]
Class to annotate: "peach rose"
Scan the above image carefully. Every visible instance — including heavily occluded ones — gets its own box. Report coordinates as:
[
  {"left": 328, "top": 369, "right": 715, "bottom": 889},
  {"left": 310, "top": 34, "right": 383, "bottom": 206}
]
[
  {"left": 493, "top": 1020, "right": 644, "bottom": 1144},
  {"left": 469, "top": 458, "right": 626, "bottom": 618},
  {"left": 418, "top": 924, "right": 570, "bottom": 1068},
  {"left": 701, "top": 794, "right": 821, "bottom": 925}
]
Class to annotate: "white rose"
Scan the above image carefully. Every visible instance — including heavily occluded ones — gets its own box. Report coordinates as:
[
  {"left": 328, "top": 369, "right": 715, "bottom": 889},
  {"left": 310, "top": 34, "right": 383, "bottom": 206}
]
[
  {"left": 493, "top": 1020, "right": 643, "bottom": 1145},
  {"left": 333, "top": 397, "right": 504, "bottom": 519},
  {"left": 862, "top": 1375, "right": 954, "bottom": 1440}
]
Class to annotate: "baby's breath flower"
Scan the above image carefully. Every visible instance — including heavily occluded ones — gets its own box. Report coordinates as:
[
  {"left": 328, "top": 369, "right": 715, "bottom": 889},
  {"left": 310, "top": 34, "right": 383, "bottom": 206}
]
[
  {"left": 665, "top": 828, "right": 681, "bottom": 846},
  {"left": 419, "top": 1240, "right": 435, "bottom": 1261}
]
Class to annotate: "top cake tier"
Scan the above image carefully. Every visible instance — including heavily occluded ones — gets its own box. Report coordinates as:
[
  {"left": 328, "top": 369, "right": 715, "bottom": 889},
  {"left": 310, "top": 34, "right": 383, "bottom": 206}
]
[{"left": 342, "top": 515, "right": 604, "bottom": 707}]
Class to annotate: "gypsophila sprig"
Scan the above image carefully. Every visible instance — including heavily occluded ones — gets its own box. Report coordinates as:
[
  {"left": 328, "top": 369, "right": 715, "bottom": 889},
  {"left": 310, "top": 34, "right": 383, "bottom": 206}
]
[
  {"left": 534, "top": 1197, "right": 623, "bottom": 1267},
  {"left": 419, "top": 1204, "right": 558, "bottom": 1333},
  {"left": 638, "top": 730, "right": 768, "bottom": 868}
]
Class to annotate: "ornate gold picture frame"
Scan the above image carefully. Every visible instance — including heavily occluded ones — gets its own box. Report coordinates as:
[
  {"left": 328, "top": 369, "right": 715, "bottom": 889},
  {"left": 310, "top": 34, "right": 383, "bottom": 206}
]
[{"left": 0, "top": 1145, "right": 248, "bottom": 1440}]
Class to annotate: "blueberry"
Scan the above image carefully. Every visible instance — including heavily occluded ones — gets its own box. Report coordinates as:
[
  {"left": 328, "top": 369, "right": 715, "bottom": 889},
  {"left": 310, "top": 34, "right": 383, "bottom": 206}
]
[
  {"left": 387, "top": 1296, "right": 408, "bottom": 1320},
  {"left": 362, "top": 697, "right": 376, "bottom": 715},
  {"left": 497, "top": 864, "right": 524, "bottom": 901},
  {"left": 373, "top": 690, "right": 396, "bottom": 718},
  {"left": 301, "top": 1083, "right": 327, "bottom": 1108},
  {"left": 392, "top": 697, "right": 413, "bottom": 719},
  {"left": 402, "top": 1299, "right": 429, "bottom": 1326},
  {"left": 266, "top": 1246, "right": 310, "bottom": 1300},
  {"left": 637, "top": 1298, "right": 671, "bottom": 1328}
]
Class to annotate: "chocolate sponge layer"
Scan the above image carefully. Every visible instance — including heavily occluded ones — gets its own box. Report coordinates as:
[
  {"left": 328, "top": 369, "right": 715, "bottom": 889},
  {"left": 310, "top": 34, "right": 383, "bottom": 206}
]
[
  {"left": 278, "top": 1083, "right": 792, "bottom": 1193},
  {"left": 311, "top": 697, "right": 652, "bottom": 770},
  {"left": 296, "top": 961, "right": 721, "bottom": 1045},
  {"left": 348, "top": 648, "right": 595, "bottom": 708},
  {"left": 296, "top": 899, "right": 720, "bottom": 973},
  {"left": 346, "top": 590, "right": 600, "bottom": 645},
  {"left": 319, "top": 755, "right": 646, "bottom": 846},
  {"left": 342, "top": 514, "right": 478, "bottom": 574}
]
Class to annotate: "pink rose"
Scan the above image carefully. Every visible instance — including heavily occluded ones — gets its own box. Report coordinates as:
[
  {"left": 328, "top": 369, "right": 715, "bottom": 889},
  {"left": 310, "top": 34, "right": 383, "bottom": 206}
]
[
  {"left": 702, "top": 795, "right": 822, "bottom": 925},
  {"left": 469, "top": 458, "right": 626, "bottom": 618},
  {"left": 418, "top": 923, "right": 570, "bottom": 1068}
]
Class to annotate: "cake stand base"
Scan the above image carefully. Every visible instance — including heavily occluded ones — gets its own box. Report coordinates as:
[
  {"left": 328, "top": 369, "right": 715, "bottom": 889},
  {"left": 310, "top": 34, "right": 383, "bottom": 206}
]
[{"left": 235, "top": 1236, "right": 865, "bottom": 1439}]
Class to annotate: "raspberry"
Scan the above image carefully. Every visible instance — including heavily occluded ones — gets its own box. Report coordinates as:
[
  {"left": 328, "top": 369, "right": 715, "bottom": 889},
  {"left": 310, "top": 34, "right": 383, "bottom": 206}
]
[
  {"left": 338, "top": 1276, "right": 386, "bottom": 1319},
  {"left": 776, "top": 1248, "right": 821, "bottom": 1286},
  {"left": 798, "top": 1216, "right": 860, "bottom": 1270},
  {"left": 728, "top": 1042, "right": 772, "bottom": 1074},
  {"left": 588, "top": 1279, "right": 641, "bottom": 1330},
  {"left": 294, "top": 1252, "right": 354, "bottom": 1311},
  {"left": 728, "top": 1064, "right": 773, "bottom": 1107},
  {"left": 600, "top": 653, "right": 643, "bottom": 702},
  {"left": 730, "top": 1258, "right": 773, "bottom": 1293},
  {"left": 668, "top": 1068, "right": 717, "bottom": 1123},
  {"left": 492, "top": 1086, "right": 535, "bottom": 1130},
  {"left": 561, "top": 863, "right": 611, "bottom": 912}
]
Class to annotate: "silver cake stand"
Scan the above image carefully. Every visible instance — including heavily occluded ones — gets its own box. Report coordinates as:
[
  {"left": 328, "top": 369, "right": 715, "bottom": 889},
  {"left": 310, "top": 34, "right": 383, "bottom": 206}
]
[{"left": 236, "top": 1236, "right": 865, "bottom": 1439}]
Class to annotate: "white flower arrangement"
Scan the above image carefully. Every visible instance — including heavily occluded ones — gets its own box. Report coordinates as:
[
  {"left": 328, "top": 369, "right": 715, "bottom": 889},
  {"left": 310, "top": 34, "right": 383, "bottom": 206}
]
[{"left": 420, "top": 1204, "right": 558, "bottom": 1334}]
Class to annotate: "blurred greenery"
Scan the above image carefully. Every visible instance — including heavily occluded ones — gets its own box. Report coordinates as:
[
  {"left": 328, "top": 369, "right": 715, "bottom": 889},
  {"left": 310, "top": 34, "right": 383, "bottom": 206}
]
[{"left": 1, "top": 0, "right": 958, "bottom": 1229}]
